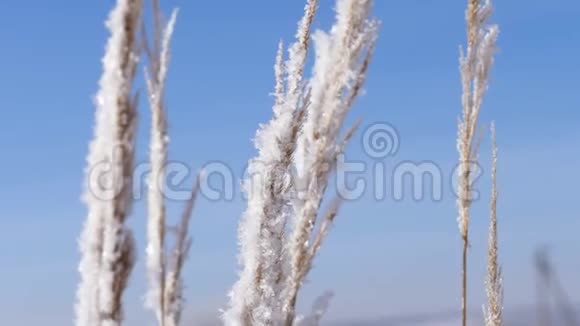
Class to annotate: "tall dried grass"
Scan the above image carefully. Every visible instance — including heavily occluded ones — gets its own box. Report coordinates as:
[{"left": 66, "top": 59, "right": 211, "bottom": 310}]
[
  {"left": 143, "top": 2, "right": 178, "bottom": 325},
  {"left": 456, "top": 0, "right": 499, "bottom": 324},
  {"left": 223, "top": 0, "right": 378, "bottom": 325},
  {"left": 143, "top": 3, "right": 199, "bottom": 326},
  {"left": 76, "top": 1, "right": 197, "bottom": 325},
  {"left": 74, "top": 0, "right": 512, "bottom": 325},
  {"left": 484, "top": 123, "right": 503, "bottom": 326},
  {"left": 76, "top": 1, "right": 142, "bottom": 325},
  {"left": 223, "top": 2, "right": 318, "bottom": 324}
]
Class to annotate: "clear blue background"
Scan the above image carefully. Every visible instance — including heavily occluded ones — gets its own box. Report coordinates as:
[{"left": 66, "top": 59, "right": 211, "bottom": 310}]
[{"left": 0, "top": 0, "right": 578, "bottom": 324}]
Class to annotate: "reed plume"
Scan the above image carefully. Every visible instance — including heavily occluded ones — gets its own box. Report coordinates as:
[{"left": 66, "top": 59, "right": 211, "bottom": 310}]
[
  {"left": 163, "top": 176, "right": 200, "bottom": 326},
  {"left": 456, "top": 0, "right": 498, "bottom": 324},
  {"left": 144, "top": 2, "right": 178, "bottom": 325},
  {"left": 223, "top": 1, "right": 318, "bottom": 325},
  {"left": 76, "top": 0, "right": 143, "bottom": 325},
  {"left": 484, "top": 123, "right": 503, "bottom": 326},
  {"left": 284, "top": 1, "right": 377, "bottom": 323},
  {"left": 224, "top": 1, "right": 378, "bottom": 325},
  {"left": 143, "top": 4, "right": 197, "bottom": 325}
]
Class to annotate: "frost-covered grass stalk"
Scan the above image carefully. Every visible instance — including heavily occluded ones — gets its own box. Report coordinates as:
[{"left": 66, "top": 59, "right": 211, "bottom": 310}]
[
  {"left": 456, "top": 0, "right": 498, "bottom": 325},
  {"left": 223, "top": 1, "right": 318, "bottom": 325},
  {"left": 162, "top": 176, "right": 200, "bottom": 326},
  {"left": 284, "top": 0, "right": 377, "bottom": 323},
  {"left": 144, "top": 4, "right": 196, "bottom": 326},
  {"left": 76, "top": 0, "right": 143, "bottom": 325},
  {"left": 484, "top": 123, "right": 502, "bottom": 326},
  {"left": 224, "top": 0, "right": 378, "bottom": 325},
  {"left": 144, "top": 2, "right": 179, "bottom": 325}
]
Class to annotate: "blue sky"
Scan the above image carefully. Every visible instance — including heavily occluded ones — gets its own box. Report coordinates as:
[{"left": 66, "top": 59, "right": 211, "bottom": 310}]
[{"left": 0, "top": 0, "right": 579, "bottom": 325}]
